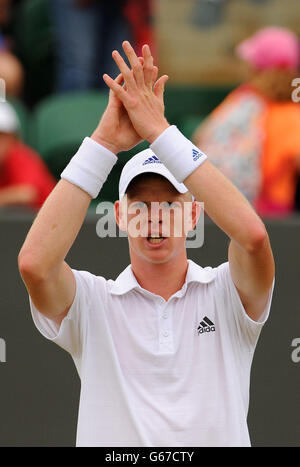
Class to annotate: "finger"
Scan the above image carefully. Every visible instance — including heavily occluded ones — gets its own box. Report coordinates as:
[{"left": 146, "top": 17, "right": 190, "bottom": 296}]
[
  {"left": 152, "top": 66, "right": 158, "bottom": 87},
  {"left": 112, "top": 50, "right": 136, "bottom": 88},
  {"left": 139, "top": 52, "right": 157, "bottom": 88},
  {"left": 139, "top": 55, "right": 157, "bottom": 89},
  {"left": 108, "top": 73, "right": 124, "bottom": 103},
  {"left": 153, "top": 75, "right": 169, "bottom": 100},
  {"left": 103, "top": 73, "right": 127, "bottom": 102},
  {"left": 115, "top": 71, "right": 128, "bottom": 91},
  {"left": 122, "top": 41, "right": 144, "bottom": 88},
  {"left": 114, "top": 73, "right": 125, "bottom": 88},
  {"left": 142, "top": 44, "right": 154, "bottom": 88}
]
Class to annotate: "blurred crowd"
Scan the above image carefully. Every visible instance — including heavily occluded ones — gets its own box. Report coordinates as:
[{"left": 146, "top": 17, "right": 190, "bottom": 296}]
[
  {"left": 0, "top": 0, "right": 299, "bottom": 219},
  {"left": 193, "top": 27, "right": 300, "bottom": 218},
  {"left": 0, "top": 0, "right": 155, "bottom": 210}
]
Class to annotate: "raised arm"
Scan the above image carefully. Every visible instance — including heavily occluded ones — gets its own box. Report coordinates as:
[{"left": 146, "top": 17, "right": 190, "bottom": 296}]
[
  {"left": 183, "top": 162, "right": 275, "bottom": 321},
  {"left": 17, "top": 67, "right": 152, "bottom": 326},
  {"left": 104, "top": 41, "right": 275, "bottom": 322}
]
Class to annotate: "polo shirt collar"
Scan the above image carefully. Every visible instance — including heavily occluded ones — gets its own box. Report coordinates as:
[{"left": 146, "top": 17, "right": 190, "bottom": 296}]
[{"left": 110, "top": 259, "right": 216, "bottom": 296}]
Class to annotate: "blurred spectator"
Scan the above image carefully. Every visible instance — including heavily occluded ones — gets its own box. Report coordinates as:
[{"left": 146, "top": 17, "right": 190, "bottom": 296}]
[
  {"left": 50, "top": 0, "right": 155, "bottom": 93},
  {"left": 193, "top": 27, "right": 300, "bottom": 217},
  {"left": 0, "top": 0, "right": 24, "bottom": 98},
  {"left": 123, "top": 0, "right": 156, "bottom": 58},
  {"left": 0, "top": 101, "right": 56, "bottom": 209},
  {"left": 0, "top": 45, "right": 24, "bottom": 97}
]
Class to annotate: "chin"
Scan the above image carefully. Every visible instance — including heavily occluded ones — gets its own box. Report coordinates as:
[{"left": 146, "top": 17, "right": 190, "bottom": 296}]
[{"left": 142, "top": 251, "right": 173, "bottom": 264}]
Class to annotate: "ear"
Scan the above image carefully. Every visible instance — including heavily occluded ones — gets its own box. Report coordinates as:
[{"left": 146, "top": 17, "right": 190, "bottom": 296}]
[
  {"left": 184, "top": 200, "right": 202, "bottom": 235},
  {"left": 114, "top": 199, "right": 127, "bottom": 232},
  {"left": 191, "top": 201, "right": 202, "bottom": 230}
]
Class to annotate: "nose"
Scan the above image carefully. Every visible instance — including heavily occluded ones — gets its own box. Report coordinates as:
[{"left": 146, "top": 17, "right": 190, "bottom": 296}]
[{"left": 147, "top": 203, "right": 165, "bottom": 237}]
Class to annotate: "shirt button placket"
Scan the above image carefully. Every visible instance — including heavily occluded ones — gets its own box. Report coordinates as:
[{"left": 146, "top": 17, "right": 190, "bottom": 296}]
[{"left": 158, "top": 300, "right": 173, "bottom": 353}]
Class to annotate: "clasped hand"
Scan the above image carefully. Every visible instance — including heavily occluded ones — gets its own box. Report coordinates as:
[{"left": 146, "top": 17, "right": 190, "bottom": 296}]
[{"left": 91, "top": 41, "right": 170, "bottom": 154}]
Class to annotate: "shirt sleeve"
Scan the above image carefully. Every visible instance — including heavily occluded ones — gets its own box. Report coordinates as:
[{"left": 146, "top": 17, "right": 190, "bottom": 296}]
[
  {"left": 28, "top": 268, "right": 97, "bottom": 360},
  {"left": 215, "top": 261, "right": 275, "bottom": 348}
]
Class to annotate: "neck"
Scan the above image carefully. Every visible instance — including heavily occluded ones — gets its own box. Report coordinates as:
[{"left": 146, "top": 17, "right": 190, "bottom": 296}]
[{"left": 129, "top": 249, "right": 189, "bottom": 301}]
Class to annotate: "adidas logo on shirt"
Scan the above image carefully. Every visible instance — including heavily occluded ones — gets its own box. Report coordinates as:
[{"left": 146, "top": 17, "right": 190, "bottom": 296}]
[
  {"left": 197, "top": 316, "right": 215, "bottom": 335},
  {"left": 192, "top": 148, "right": 204, "bottom": 162},
  {"left": 142, "top": 155, "right": 162, "bottom": 165}
]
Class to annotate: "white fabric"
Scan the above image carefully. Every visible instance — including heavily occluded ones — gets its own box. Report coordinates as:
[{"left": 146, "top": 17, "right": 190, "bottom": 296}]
[
  {"left": 118, "top": 148, "right": 189, "bottom": 199},
  {"left": 150, "top": 126, "right": 208, "bottom": 183},
  {"left": 0, "top": 101, "right": 20, "bottom": 133},
  {"left": 29, "top": 260, "right": 275, "bottom": 447},
  {"left": 60, "top": 137, "right": 118, "bottom": 199}
]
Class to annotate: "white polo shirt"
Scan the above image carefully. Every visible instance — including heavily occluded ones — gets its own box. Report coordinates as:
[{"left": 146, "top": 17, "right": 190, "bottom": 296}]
[{"left": 29, "top": 259, "right": 275, "bottom": 447}]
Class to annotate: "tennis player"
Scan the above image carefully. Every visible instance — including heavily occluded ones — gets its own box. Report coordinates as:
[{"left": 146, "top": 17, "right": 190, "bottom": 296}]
[{"left": 18, "top": 41, "right": 275, "bottom": 447}]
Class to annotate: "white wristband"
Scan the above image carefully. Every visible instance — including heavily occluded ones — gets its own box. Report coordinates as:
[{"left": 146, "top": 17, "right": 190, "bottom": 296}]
[
  {"left": 60, "top": 137, "right": 118, "bottom": 199},
  {"left": 150, "top": 125, "right": 208, "bottom": 183}
]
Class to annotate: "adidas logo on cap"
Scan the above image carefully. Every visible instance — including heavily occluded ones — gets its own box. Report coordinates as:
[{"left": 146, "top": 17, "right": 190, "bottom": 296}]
[
  {"left": 197, "top": 316, "right": 215, "bottom": 335},
  {"left": 142, "top": 155, "right": 162, "bottom": 165}
]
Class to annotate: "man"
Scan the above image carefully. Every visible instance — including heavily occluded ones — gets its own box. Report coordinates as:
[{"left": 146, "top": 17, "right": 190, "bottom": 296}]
[{"left": 18, "top": 41, "right": 275, "bottom": 447}]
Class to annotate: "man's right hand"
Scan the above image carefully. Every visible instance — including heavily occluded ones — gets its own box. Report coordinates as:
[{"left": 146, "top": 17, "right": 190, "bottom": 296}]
[
  {"left": 103, "top": 42, "right": 169, "bottom": 145},
  {"left": 91, "top": 50, "right": 159, "bottom": 155}
]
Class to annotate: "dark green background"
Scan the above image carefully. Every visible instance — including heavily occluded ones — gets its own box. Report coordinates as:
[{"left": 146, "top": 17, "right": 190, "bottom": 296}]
[{"left": 0, "top": 210, "right": 299, "bottom": 447}]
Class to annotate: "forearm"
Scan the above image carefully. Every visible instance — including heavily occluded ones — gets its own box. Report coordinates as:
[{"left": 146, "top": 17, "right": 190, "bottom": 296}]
[
  {"left": 18, "top": 179, "right": 92, "bottom": 280},
  {"left": 184, "top": 160, "right": 267, "bottom": 252}
]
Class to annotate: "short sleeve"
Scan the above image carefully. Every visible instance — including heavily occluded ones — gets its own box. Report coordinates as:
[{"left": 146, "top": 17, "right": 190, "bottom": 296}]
[
  {"left": 215, "top": 262, "right": 275, "bottom": 347},
  {"left": 29, "top": 268, "right": 97, "bottom": 359}
]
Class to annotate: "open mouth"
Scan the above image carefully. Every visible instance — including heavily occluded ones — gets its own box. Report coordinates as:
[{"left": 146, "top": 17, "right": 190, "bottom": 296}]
[{"left": 146, "top": 236, "right": 166, "bottom": 245}]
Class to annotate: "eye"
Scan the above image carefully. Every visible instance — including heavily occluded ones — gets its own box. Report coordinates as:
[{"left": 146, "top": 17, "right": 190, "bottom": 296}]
[
  {"left": 160, "top": 201, "right": 181, "bottom": 210},
  {"left": 160, "top": 201, "right": 172, "bottom": 210},
  {"left": 130, "top": 201, "right": 147, "bottom": 212}
]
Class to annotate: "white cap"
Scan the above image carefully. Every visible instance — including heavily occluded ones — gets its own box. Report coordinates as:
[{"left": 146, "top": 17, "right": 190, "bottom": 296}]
[
  {"left": 119, "top": 148, "right": 189, "bottom": 199},
  {"left": 0, "top": 101, "right": 20, "bottom": 133}
]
